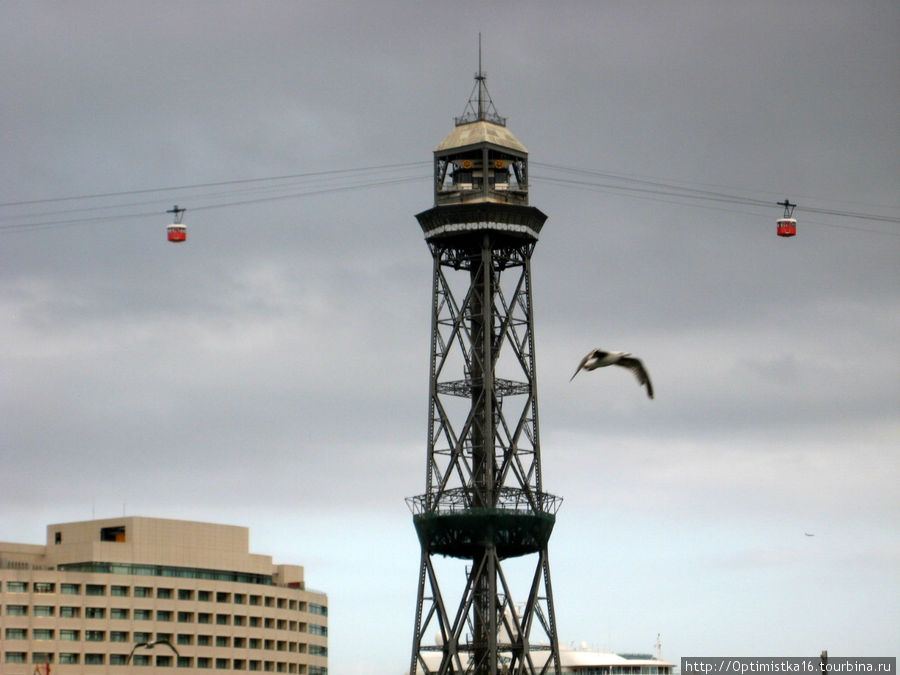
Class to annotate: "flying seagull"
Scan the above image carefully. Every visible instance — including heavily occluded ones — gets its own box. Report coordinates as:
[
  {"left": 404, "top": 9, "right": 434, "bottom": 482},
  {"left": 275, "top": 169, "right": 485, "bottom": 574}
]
[{"left": 570, "top": 349, "right": 654, "bottom": 399}]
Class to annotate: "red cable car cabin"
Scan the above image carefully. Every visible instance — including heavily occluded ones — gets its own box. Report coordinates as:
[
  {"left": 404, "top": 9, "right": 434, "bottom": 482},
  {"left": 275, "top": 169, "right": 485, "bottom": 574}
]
[
  {"left": 776, "top": 199, "right": 797, "bottom": 237},
  {"left": 777, "top": 217, "right": 797, "bottom": 237},
  {"left": 166, "top": 205, "right": 187, "bottom": 242},
  {"left": 167, "top": 223, "right": 187, "bottom": 242}
]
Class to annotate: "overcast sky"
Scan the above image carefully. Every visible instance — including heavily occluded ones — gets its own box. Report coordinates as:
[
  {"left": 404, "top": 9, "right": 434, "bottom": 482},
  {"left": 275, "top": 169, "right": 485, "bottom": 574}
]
[{"left": 1, "top": 2, "right": 898, "bottom": 672}]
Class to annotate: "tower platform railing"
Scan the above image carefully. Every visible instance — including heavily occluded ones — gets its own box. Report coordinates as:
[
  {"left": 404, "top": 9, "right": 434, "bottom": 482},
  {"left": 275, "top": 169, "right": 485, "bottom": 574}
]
[{"left": 406, "top": 486, "right": 562, "bottom": 516}]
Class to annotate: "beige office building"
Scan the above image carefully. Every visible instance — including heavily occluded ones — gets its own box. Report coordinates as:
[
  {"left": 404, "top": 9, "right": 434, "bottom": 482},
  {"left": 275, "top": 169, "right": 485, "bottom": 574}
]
[{"left": 0, "top": 517, "right": 327, "bottom": 674}]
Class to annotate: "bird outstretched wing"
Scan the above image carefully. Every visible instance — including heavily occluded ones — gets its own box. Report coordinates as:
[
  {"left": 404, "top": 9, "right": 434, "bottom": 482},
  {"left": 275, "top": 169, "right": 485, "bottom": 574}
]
[{"left": 617, "top": 357, "right": 654, "bottom": 399}]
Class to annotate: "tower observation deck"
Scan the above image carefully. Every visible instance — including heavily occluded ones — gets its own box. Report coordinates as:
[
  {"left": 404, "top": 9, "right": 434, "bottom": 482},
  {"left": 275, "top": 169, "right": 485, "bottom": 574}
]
[{"left": 407, "top": 58, "right": 562, "bottom": 675}]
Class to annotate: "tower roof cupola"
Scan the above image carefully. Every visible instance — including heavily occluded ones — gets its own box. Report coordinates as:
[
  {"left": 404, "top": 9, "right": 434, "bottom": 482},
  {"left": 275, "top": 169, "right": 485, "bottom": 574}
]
[
  {"left": 417, "top": 43, "right": 546, "bottom": 245},
  {"left": 429, "top": 46, "right": 530, "bottom": 211}
]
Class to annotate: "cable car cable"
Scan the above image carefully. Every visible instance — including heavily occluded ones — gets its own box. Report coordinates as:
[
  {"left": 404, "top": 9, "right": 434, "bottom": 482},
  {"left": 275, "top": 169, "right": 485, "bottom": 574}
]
[
  {"left": 532, "top": 161, "right": 900, "bottom": 213},
  {"left": 1, "top": 159, "right": 897, "bottom": 236},
  {"left": 531, "top": 173, "right": 900, "bottom": 225},
  {"left": 0, "top": 174, "right": 428, "bottom": 234},
  {"left": 0, "top": 161, "right": 431, "bottom": 209}
]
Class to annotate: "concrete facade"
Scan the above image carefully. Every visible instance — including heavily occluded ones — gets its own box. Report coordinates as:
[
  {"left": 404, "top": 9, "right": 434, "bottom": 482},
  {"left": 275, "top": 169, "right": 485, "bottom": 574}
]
[{"left": 0, "top": 517, "right": 327, "bottom": 674}]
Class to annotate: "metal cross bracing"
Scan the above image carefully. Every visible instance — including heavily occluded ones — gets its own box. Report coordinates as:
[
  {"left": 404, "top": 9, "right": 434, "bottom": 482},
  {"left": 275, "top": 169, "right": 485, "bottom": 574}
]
[
  {"left": 407, "top": 231, "right": 562, "bottom": 675},
  {"left": 425, "top": 241, "right": 541, "bottom": 506}
]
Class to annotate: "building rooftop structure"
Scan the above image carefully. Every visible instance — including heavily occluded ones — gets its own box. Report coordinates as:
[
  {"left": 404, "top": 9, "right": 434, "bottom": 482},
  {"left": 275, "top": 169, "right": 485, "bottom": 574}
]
[
  {"left": 409, "top": 641, "right": 675, "bottom": 674},
  {"left": 0, "top": 517, "right": 327, "bottom": 673}
]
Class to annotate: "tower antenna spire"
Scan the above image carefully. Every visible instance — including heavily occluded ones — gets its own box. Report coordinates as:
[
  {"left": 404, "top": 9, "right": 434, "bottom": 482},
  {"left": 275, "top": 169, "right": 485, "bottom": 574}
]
[
  {"left": 455, "top": 33, "right": 506, "bottom": 127},
  {"left": 477, "top": 32, "right": 485, "bottom": 119}
]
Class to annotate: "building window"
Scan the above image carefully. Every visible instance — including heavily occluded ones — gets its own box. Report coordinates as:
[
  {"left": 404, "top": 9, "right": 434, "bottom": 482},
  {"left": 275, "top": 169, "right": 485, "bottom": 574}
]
[
  {"left": 133, "top": 654, "right": 151, "bottom": 667},
  {"left": 85, "top": 654, "right": 105, "bottom": 665},
  {"left": 216, "top": 613, "right": 230, "bottom": 625},
  {"left": 5, "top": 628, "right": 27, "bottom": 639},
  {"left": 157, "top": 656, "right": 173, "bottom": 668},
  {"left": 216, "top": 658, "right": 230, "bottom": 669},
  {"left": 6, "top": 581, "right": 27, "bottom": 592},
  {"left": 198, "top": 590, "right": 212, "bottom": 601},
  {"left": 111, "top": 584, "right": 129, "bottom": 596},
  {"left": 134, "top": 631, "right": 152, "bottom": 642},
  {"left": 111, "top": 608, "right": 130, "bottom": 620},
  {"left": 277, "top": 619, "right": 286, "bottom": 630},
  {"left": 234, "top": 615, "right": 246, "bottom": 626},
  {"left": 234, "top": 593, "right": 246, "bottom": 604},
  {"left": 135, "top": 609, "right": 152, "bottom": 621},
  {"left": 234, "top": 637, "right": 246, "bottom": 648},
  {"left": 156, "top": 632, "right": 173, "bottom": 643},
  {"left": 60, "top": 606, "right": 80, "bottom": 618},
  {"left": 158, "top": 587, "right": 173, "bottom": 599},
  {"left": 34, "top": 582, "right": 55, "bottom": 593},
  {"left": 61, "top": 629, "right": 80, "bottom": 641},
  {"left": 86, "top": 583, "right": 106, "bottom": 596},
  {"left": 277, "top": 598, "right": 286, "bottom": 609},
  {"left": 134, "top": 586, "right": 153, "bottom": 598},
  {"left": 198, "top": 612, "right": 212, "bottom": 624},
  {"left": 110, "top": 631, "right": 129, "bottom": 642},
  {"left": 178, "top": 589, "right": 194, "bottom": 601},
  {"left": 310, "top": 645, "right": 328, "bottom": 657},
  {"left": 86, "top": 630, "right": 105, "bottom": 642},
  {"left": 250, "top": 638, "right": 261, "bottom": 649},
  {"left": 216, "top": 636, "right": 231, "bottom": 647},
  {"left": 309, "top": 603, "right": 328, "bottom": 616},
  {"left": 249, "top": 617, "right": 261, "bottom": 627},
  {"left": 234, "top": 659, "right": 247, "bottom": 670},
  {"left": 59, "top": 653, "right": 80, "bottom": 665},
  {"left": 157, "top": 610, "right": 173, "bottom": 622},
  {"left": 250, "top": 594, "right": 262, "bottom": 606},
  {"left": 198, "top": 657, "right": 212, "bottom": 669},
  {"left": 178, "top": 657, "right": 195, "bottom": 668},
  {"left": 32, "top": 652, "right": 54, "bottom": 664},
  {"left": 310, "top": 624, "right": 327, "bottom": 637},
  {"left": 34, "top": 605, "right": 55, "bottom": 617},
  {"left": 217, "top": 591, "right": 231, "bottom": 603},
  {"left": 55, "top": 531, "right": 62, "bottom": 544},
  {"left": 61, "top": 583, "right": 81, "bottom": 594},
  {"left": 265, "top": 596, "right": 274, "bottom": 607},
  {"left": 178, "top": 611, "right": 194, "bottom": 622},
  {"left": 110, "top": 654, "right": 129, "bottom": 666},
  {"left": 198, "top": 635, "right": 212, "bottom": 646},
  {"left": 5, "top": 653, "right": 27, "bottom": 664},
  {"left": 100, "top": 525, "right": 126, "bottom": 542},
  {"left": 177, "top": 634, "right": 194, "bottom": 646},
  {"left": 33, "top": 628, "right": 55, "bottom": 640}
]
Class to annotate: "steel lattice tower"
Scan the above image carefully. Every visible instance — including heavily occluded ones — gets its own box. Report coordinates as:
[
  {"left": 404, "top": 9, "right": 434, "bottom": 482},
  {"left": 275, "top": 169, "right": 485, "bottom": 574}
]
[{"left": 407, "top": 62, "right": 562, "bottom": 675}]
